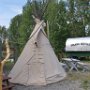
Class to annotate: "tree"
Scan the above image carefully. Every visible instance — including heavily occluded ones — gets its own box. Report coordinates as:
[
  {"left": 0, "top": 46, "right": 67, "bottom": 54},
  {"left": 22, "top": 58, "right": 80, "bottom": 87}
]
[
  {"left": 0, "top": 26, "right": 7, "bottom": 59},
  {"left": 44, "top": 0, "right": 68, "bottom": 57},
  {"left": 66, "top": 0, "right": 90, "bottom": 37},
  {"left": 8, "top": 14, "right": 22, "bottom": 61},
  {"left": 0, "top": 26, "right": 7, "bottom": 42},
  {"left": 8, "top": 0, "right": 90, "bottom": 59},
  {"left": 76, "top": 0, "right": 90, "bottom": 36},
  {"left": 18, "top": 2, "right": 34, "bottom": 51}
]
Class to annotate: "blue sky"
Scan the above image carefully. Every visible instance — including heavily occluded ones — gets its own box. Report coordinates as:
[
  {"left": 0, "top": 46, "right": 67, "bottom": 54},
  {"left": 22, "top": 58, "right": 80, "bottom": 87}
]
[{"left": 0, "top": 0, "right": 27, "bottom": 28}]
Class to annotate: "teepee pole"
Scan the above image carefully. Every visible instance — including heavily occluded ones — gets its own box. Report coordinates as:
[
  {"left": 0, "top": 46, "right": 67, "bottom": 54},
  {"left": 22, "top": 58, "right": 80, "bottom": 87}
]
[
  {"left": 47, "top": 20, "right": 49, "bottom": 39},
  {"left": 0, "top": 39, "right": 10, "bottom": 90}
]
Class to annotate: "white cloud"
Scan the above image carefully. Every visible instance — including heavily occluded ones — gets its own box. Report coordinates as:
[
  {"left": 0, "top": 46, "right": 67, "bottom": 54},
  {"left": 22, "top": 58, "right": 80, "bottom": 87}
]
[
  {"left": 0, "top": 5, "right": 23, "bottom": 28},
  {"left": 8, "top": 5, "right": 23, "bottom": 14},
  {"left": 0, "top": 0, "right": 26, "bottom": 28}
]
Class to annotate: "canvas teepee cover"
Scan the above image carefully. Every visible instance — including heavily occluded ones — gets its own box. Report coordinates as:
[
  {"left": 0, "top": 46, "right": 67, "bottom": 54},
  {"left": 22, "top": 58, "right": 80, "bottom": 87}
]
[{"left": 9, "top": 18, "right": 66, "bottom": 86}]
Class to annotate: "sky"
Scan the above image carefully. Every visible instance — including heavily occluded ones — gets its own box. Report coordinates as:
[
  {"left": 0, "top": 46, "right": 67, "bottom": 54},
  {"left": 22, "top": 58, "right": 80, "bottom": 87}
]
[
  {"left": 0, "top": 0, "right": 27, "bottom": 28},
  {"left": 0, "top": 0, "right": 67, "bottom": 28}
]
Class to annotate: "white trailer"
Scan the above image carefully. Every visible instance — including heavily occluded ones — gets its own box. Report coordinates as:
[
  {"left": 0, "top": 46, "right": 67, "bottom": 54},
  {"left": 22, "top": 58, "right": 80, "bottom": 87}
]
[{"left": 65, "top": 37, "right": 90, "bottom": 52}]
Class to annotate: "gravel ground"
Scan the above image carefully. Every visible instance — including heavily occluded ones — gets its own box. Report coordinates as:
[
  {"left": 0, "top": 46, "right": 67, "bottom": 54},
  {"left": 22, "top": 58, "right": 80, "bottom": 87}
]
[
  {"left": 12, "top": 71, "right": 90, "bottom": 90},
  {"left": 4, "top": 62, "right": 90, "bottom": 90},
  {"left": 12, "top": 80, "right": 84, "bottom": 90},
  {"left": 11, "top": 64, "right": 90, "bottom": 90}
]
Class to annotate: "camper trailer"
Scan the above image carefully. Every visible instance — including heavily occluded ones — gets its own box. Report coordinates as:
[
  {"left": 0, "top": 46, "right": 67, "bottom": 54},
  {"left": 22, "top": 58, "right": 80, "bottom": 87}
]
[{"left": 65, "top": 37, "right": 90, "bottom": 57}]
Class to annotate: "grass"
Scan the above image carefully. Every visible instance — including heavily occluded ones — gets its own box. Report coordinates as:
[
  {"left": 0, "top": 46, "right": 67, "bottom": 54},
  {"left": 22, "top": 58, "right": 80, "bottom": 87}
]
[
  {"left": 81, "top": 80, "right": 90, "bottom": 90},
  {"left": 3, "top": 61, "right": 14, "bottom": 75},
  {"left": 67, "top": 72, "right": 90, "bottom": 90}
]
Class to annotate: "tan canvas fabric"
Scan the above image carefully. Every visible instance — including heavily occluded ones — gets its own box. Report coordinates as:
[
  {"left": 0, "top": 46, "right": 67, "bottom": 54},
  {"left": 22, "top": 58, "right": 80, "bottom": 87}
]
[{"left": 9, "top": 19, "right": 66, "bottom": 86}]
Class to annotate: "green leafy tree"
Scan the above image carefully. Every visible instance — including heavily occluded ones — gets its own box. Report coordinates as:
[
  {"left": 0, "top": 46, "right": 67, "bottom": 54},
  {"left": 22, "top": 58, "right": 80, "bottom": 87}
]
[
  {"left": 8, "top": 14, "right": 22, "bottom": 61},
  {"left": 44, "top": 0, "right": 68, "bottom": 57},
  {"left": 66, "top": 0, "right": 90, "bottom": 37},
  {"left": 0, "top": 26, "right": 7, "bottom": 59},
  {"left": 8, "top": 0, "right": 90, "bottom": 59},
  {"left": 18, "top": 2, "right": 34, "bottom": 51},
  {"left": 0, "top": 26, "right": 7, "bottom": 41}
]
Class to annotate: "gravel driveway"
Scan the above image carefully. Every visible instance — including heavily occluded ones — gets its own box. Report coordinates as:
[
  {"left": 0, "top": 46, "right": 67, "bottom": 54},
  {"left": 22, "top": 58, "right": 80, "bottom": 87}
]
[{"left": 12, "top": 79, "right": 84, "bottom": 90}]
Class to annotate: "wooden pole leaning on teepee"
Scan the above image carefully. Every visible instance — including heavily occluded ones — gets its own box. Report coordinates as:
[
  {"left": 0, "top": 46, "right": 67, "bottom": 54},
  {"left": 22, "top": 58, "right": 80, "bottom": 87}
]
[
  {"left": 0, "top": 38, "right": 10, "bottom": 90},
  {"left": 47, "top": 20, "right": 49, "bottom": 39}
]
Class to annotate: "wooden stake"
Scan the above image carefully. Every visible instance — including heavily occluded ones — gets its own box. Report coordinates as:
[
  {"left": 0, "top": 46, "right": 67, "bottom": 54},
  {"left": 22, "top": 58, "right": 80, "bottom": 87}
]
[
  {"left": 0, "top": 39, "right": 10, "bottom": 90},
  {"left": 47, "top": 20, "right": 49, "bottom": 39},
  {"left": 0, "top": 62, "right": 3, "bottom": 90}
]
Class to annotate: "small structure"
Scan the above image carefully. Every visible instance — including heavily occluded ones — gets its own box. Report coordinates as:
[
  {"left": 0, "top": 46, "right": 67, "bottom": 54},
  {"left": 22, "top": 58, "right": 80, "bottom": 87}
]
[
  {"left": 65, "top": 37, "right": 90, "bottom": 57},
  {"left": 9, "top": 17, "right": 66, "bottom": 86}
]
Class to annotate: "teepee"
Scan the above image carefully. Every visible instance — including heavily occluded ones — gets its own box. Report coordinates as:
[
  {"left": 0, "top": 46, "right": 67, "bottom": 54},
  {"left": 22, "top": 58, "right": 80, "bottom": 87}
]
[{"left": 9, "top": 17, "right": 66, "bottom": 86}]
